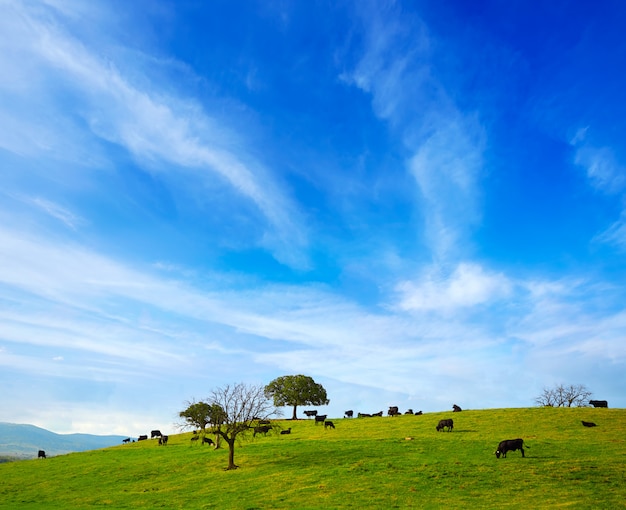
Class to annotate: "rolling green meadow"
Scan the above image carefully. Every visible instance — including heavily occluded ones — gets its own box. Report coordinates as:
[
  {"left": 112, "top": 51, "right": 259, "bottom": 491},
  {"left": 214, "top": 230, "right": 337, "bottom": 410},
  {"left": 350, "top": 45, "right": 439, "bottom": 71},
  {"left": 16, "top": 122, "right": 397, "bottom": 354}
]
[{"left": 1, "top": 407, "right": 624, "bottom": 509}]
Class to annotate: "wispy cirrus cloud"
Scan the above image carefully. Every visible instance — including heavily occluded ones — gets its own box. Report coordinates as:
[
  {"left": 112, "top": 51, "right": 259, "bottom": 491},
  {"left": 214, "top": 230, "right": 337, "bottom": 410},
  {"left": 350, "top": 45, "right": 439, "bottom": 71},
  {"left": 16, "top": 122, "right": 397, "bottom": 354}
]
[
  {"left": 341, "top": 2, "right": 485, "bottom": 261},
  {"left": 574, "top": 144, "right": 626, "bottom": 194},
  {"left": 22, "top": 196, "right": 84, "bottom": 230},
  {"left": 571, "top": 128, "right": 626, "bottom": 250},
  {"left": 595, "top": 215, "right": 626, "bottom": 251},
  {"left": 0, "top": 1, "right": 308, "bottom": 268}
]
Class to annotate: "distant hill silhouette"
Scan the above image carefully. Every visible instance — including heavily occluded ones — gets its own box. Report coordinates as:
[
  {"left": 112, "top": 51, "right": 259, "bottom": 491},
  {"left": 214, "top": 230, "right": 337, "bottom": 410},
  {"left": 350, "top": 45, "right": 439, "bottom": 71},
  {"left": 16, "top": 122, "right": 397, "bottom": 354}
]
[{"left": 0, "top": 422, "right": 127, "bottom": 460}]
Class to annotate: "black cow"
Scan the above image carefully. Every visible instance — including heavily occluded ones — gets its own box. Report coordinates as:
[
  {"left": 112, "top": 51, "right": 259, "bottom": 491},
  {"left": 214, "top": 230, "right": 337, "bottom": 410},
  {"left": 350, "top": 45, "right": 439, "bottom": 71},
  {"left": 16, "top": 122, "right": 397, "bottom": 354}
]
[
  {"left": 304, "top": 410, "right": 318, "bottom": 418},
  {"left": 138, "top": 435, "right": 148, "bottom": 441},
  {"left": 314, "top": 414, "right": 327, "bottom": 425},
  {"left": 452, "top": 404, "right": 462, "bottom": 412},
  {"left": 358, "top": 413, "right": 371, "bottom": 418},
  {"left": 324, "top": 420, "right": 335, "bottom": 429},
  {"left": 191, "top": 435, "right": 199, "bottom": 444},
  {"left": 258, "top": 419, "right": 271, "bottom": 425},
  {"left": 122, "top": 437, "right": 130, "bottom": 444},
  {"left": 344, "top": 410, "right": 354, "bottom": 418},
  {"left": 151, "top": 430, "right": 162, "bottom": 438},
  {"left": 436, "top": 419, "right": 453, "bottom": 432},
  {"left": 280, "top": 428, "right": 291, "bottom": 435},
  {"left": 38, "top": 450, "right": 46, "bottom": 459},
  {"left": 158, "top": 435, "right": 169, "bottom": 445},
  {"left": 202, "top": 437, "right": 215, "bottom": 445},
  {"left": 405, "top": 409, "right": 414, "bottom": 415},
  {"left": 388, "top": 406, "right": 400, "bottom": 417},
  {"left": 415, "top": 410, "right": 423, "bottom": 416},
  {"left": 372, "top": 411, "right": 383, "bottom": 417},
  {"left": 589, "top": 400, "right": 608, "bottom": 408},
  {"left": 495, "top": 438, "right": 527, "bottom": 458},
  {"left": 253, "top": 425, "right": 272, "bottom": 437},
  {"left": 582, "top": 421, "right": 597, "bottom": 427}
]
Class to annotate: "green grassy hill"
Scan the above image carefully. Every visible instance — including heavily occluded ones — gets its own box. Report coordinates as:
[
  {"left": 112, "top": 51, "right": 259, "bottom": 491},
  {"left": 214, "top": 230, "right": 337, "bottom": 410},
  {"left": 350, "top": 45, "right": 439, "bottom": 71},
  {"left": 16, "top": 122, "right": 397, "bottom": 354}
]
[{"left": 1, "top": 407, "right": 624, "bottom": 509}]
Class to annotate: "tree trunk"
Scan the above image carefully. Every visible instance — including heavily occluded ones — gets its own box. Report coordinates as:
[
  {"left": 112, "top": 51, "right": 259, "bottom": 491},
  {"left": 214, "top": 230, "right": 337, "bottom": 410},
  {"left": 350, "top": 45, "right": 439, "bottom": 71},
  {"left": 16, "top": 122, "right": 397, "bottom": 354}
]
[
  {"left": 226, "top": 439, "right": 238, "bottom": 470},
  {"left": 292, "top": 405, "right": 298, "bottom": 420}
]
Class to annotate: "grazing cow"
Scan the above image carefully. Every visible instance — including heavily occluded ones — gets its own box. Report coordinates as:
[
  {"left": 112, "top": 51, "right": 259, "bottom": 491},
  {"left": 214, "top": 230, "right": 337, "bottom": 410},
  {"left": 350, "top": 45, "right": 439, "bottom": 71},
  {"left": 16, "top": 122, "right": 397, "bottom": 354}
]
[
  {"left": 191, "top": 435, "right": 199, "bottom": 444},
  {"left": 202, "top": 437, "right": 215, "bottom": 446},
  {"left": 253, "top": 425, "right": 272, "bottom": 437},
  {"left": 38, "top": 450, "right": 46, "bottom": 459},
  {"left": 357, "top": 413, "right": 371, "bottom": 418},
  {"left": 388, "top": 406, "right": 400, "bottom": 417},
  {"left": 314, "top": 414, "right": 327, "bottom": 425},
  {"left": 158, "top": 435, "right": 169, "bottom": 446},
  {"left": 280, "top": 428, "right": 291, "bottom": 435},
  {"left": 151, "top": 430, "right": 162, "bottom": 439},
  {"left": 372, "top": 411, "right": 383, "bottom": 417},
  {"left": 452, "top": 404, "right": 462, "bottom": 412},
  {"left": 345, "top": 410, "right": 354, "bottom": 418},
  {"left": 138, "top": 435, "right": 148, "bottom": 441},
  {"left": 122, "top": 437, "right": 130, "bottom": 444},
  {"left": 436, "top": 419, "right": 454, "bottom": 432},
  {"left": 304, "top": 410, "right": 318, "bottom": 418},
  {"left": 582, "top": 421, "right": 597, "bottom": 427},
  {"left": 324, "top": 421, "right": 335, "bottom": 429},
  {"left": 495, "top": 438, "right": 527, "bottom": 458},
  {"left": 589, "top": 400, "right": 608, "bottom": 408},
  {"left": 415, "top": 411, "right": 423, "bottom": 416},
  {"left": 405, "top": 409, "right": 414, "bottom": 415}
]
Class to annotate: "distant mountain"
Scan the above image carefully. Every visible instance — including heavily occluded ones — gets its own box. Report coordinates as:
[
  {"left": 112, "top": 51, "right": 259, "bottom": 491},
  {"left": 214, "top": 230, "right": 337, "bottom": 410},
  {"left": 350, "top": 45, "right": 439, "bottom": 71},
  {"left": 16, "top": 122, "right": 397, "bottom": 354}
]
[{"left": 0, "top": 422, "right": 127, "bottom": 459}]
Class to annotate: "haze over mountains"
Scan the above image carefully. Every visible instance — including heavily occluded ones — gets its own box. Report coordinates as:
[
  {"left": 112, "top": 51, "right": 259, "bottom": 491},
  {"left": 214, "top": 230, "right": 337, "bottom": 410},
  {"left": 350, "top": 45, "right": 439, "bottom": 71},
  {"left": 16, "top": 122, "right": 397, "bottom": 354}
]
[{"left": 0, "top": 422, "right": 127, "bottom": 460}]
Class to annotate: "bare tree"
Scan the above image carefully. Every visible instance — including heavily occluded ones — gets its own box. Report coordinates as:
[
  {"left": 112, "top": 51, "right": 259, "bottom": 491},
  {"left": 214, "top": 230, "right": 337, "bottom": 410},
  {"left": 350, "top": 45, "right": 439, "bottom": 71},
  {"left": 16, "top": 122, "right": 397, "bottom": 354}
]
[
  {"left": 535, "top": 384, "right": 592, "bottom": 407},
  {"left": 535, "top": 387, "right": 558, "bottom": 407},
  {"left": 206, "top": 382, "right": 278, "bottom": 470}
]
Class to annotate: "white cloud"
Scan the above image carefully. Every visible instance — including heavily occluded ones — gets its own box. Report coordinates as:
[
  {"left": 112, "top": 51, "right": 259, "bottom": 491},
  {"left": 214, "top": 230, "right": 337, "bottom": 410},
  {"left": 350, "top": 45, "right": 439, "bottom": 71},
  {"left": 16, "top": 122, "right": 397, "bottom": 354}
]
[{"left": 396, "top": 262, "right": 511, "bottom": 313}]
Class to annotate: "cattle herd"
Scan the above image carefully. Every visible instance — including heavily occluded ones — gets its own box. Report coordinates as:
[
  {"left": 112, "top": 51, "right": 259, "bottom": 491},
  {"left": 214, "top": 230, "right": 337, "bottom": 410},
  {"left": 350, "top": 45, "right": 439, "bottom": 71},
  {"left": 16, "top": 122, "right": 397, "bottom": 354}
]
[
  {"left": 35, "top": 400, "right": 608, "bottom": 460},
  {"left": 298, "top": 401, "right": 608, "bottom": 460}
]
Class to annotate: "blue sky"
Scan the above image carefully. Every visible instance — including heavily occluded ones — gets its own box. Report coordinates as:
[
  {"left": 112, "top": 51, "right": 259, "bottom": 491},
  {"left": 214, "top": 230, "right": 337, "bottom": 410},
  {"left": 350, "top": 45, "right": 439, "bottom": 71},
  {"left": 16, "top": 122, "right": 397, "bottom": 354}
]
[{"left": 1, "top": 0, "right": 625, "bottom": 435}]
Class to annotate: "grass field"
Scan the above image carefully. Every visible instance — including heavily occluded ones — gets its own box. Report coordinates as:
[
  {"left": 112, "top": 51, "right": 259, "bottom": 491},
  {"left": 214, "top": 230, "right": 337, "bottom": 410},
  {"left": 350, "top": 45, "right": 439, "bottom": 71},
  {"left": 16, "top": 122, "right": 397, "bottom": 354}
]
[{"left": 1, "top": 407, "right": 624, "bottom": 509}]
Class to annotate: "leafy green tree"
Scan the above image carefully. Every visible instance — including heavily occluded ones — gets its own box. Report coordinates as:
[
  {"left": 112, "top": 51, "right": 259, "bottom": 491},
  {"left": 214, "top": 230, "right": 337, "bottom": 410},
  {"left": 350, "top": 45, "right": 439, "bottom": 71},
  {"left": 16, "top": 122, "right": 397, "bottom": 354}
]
[
  {"left": 179, "top": 400, "right": 228, "bottom": 448},
  {"left": 179, "top": 400, "right": 213, "bottom": 431},
  {"left": 206, "top": 383, "right": 277, "bottom": 470},
  {"left": 265, "top": 375, "right": 329, "bottom": 420}
]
